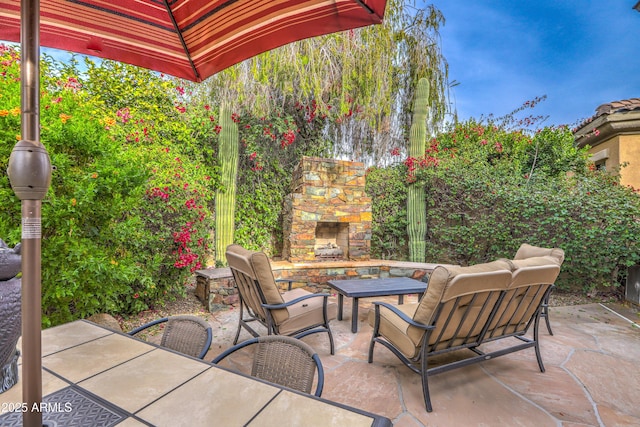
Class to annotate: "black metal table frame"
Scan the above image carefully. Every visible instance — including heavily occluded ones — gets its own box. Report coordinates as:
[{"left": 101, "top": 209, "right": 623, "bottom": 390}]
[{"left": 327, "top": 277, "right": 427, "bottom": 333}]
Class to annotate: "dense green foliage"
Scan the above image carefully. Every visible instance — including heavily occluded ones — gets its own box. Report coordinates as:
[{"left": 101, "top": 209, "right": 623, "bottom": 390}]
[
  {"left": 0, "top": 46, "right": 333, "bottom": 325},
  {"left": 232, "top": 101, "right": 332, "bottom": 255},
  {"left": 1, "top": 47, "right": 214, "bottom": 326},
  {"left": 371, "top": 107, "right": 640, "bottom": 294},
  {"left": 365, "top": 165, "right": 409, "bottom": 260}
]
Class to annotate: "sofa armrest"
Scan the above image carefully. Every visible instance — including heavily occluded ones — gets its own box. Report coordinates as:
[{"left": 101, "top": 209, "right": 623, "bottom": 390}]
[{"left": 372, "top": 301, "right": 432, "bottom": 330}]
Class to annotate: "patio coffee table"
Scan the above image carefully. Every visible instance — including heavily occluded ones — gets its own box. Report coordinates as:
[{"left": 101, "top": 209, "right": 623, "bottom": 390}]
[{"left": 327, "top": 277, "right": 427, "bottom": 333}]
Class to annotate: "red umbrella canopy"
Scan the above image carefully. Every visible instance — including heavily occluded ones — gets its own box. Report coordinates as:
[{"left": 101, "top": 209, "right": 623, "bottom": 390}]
[{"left": 0, "top": 0, "right": 387, "bottom": 82}]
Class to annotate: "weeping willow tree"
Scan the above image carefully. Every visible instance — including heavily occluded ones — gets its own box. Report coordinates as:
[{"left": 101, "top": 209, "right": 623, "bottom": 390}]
[{"left": 189, "top": 0, "right": 449, "bottom": 166}]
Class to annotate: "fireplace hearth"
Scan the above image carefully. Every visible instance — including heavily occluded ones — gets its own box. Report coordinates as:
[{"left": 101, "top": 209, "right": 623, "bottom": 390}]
[{"left": 283, "top": 157, "right": 371, "bottom": 262}]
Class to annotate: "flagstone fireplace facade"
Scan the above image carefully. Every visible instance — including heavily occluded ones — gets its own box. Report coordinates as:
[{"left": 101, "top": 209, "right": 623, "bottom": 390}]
[{"left": 283, "top": 157, "right": 371, "bottom": 262}]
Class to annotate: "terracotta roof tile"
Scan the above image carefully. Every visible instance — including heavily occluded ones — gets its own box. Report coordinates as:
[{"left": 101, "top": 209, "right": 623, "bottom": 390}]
[
  {"left": 595, "top": 98, "right": 640, "bottom": 117},
  {"left": 573, "top": 98, "right": 640, "bottom": 133}
]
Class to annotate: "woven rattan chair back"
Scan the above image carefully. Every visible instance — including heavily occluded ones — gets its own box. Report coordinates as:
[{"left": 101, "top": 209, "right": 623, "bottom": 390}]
[
  {"left": 161, "top": 316, "right": 212, "bottom": 358},
  {"left": 128, "top": 315, "right": 213, "bottom": 359},
  {"left": 212, "top": 335, "right": 324, "bottom": 397}
]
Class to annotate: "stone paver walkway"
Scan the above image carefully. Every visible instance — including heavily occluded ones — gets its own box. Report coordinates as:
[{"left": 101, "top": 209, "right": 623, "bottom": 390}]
[{"left": 205, "top": 298, "right": 640, "bottom": 426}]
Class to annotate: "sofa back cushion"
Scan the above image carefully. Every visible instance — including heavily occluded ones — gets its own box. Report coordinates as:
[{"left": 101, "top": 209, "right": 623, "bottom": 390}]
[
  {"left": 411, "top": 260, "right": 513, "bottom": 347},
  {"left": 489, "top": 264, "right": 561, "bottom": 335},
  {"left": 514, "top": 243, "right": 564, "bottom": 265}
]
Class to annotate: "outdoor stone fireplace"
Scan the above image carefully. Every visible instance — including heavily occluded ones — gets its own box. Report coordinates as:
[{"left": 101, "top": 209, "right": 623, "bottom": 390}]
[{"left": 282, "top": 157, "right": 371, "bottom": 262}]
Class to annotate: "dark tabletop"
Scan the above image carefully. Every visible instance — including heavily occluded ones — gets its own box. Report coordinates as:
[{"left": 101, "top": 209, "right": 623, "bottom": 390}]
[{"left": 327, "top": 277, "right": 427, "bottom": 298}]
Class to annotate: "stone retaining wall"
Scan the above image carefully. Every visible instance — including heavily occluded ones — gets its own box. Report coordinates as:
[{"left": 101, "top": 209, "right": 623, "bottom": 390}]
[{"left": 195, "top": 259, "right": 441, "bottom": 312}]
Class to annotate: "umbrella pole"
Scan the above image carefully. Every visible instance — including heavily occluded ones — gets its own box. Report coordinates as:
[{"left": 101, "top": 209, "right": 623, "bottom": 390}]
[
  {"left": 7, "top": 0, "right": 51, "bottom": 426},
  {"left": 20, "top": 202, "right": 43, "bottom": 427},
  {"left": 20, "top": 0, "right": 43, "bottom": 417}
]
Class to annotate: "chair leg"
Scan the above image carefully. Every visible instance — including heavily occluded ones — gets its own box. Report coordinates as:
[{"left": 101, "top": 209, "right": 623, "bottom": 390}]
[
  {"left": 233, "top": 301, "right": 244, "bottom": 345},
  {"left": 421, "top": 352, "right": 433, "bottom": 412},
  {"left": 533, "top": 312, "right": 546, "bottom": 373},
  {"left": 542, "top": 302, "right": 553, "bottom": 335},
  {"left": 368, "top": 307, "right": 380, "bottom": 363},
  {"left": 326, "top": 328, "right": 335, "bottom": 355},
  {"left": 367, "top": 338, "right": 376, "bottom": 363}
]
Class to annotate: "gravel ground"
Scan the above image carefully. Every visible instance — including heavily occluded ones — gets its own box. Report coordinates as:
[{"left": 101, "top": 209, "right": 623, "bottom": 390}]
[{"left": 118, "top": 282, "right": 213, "bottom": 333}]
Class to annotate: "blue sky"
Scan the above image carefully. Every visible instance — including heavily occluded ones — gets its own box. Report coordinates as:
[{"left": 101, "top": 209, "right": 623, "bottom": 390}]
[
  {"left": 5, "top": 1, "right": 639, "bottom": 130},
  {"left": 434, "top": 0, "right": 640, "bottom": 128}
]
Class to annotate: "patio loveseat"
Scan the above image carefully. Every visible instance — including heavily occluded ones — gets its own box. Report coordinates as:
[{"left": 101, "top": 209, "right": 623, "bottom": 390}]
[{"left": 367, "top": 245, "right": 564, "bottom": 412}]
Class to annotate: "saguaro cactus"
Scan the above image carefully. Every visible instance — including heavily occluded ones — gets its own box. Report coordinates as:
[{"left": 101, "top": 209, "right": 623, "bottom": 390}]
[
  {"left": 407, "top": 78, "right": 430, "bottom": 262},
  {"left": 215, "top": 107, "right": 239, "bottom": 266}
]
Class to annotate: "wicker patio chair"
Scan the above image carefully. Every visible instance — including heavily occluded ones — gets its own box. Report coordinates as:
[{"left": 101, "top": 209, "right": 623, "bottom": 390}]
[
  {"left": 212, "top": 335, "right": 325, "bottom": 397},
  {"left": 128, "top": 315, "right": 213, "bottom": 359},
  {"left": 225, "top": 244, "right": 337, "bottom": 354}
]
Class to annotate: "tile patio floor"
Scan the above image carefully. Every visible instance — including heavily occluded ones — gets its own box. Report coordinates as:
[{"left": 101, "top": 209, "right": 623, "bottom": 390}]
[{"left": 205, "top": 296, "right": 640, "bottom": 427}]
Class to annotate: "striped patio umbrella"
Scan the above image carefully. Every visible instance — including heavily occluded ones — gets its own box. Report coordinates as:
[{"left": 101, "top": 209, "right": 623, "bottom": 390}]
[
  {"left": 0, "top": 0, "right": 387, "bottom": 82},
  {"left": 0, "top": 1, "right": 387, "bottom": 426}
]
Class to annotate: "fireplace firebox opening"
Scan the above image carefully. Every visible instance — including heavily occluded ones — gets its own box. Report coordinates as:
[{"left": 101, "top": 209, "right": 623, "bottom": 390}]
[{"left": 314, "top": 222, "right": 349, "bottom": 259}]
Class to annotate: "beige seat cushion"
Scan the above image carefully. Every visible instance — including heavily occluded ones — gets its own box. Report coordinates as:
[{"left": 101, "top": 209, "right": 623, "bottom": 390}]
[
  {"left": 278, "top": 288, "right": 338, "bottom": 336},
  {"left": 368, "top": 303, "right": 420, "bottom": 359}
]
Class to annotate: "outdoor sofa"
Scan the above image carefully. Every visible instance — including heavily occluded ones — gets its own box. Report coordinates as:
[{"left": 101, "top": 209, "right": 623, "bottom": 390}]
[{"left": 368, "top": 244, "right": 564, "bottom": 412}]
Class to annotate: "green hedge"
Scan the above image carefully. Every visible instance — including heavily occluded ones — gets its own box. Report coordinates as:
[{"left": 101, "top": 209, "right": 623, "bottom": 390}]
[
  {"left": 1, "top": 47, "right": 214, "bottom": 326},
  {"left": 370, "top": 119, "right": 640, "bottom": 294}
]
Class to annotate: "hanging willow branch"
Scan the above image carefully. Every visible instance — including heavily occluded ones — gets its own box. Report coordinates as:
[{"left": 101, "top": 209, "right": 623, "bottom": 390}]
[{"left": 192, "top": 1, "right": 449, "bottom": 165}]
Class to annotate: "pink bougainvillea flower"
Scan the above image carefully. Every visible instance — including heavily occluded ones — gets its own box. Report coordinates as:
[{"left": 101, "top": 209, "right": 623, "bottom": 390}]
[{"left": 117, "top": 107, "right": 131, "bottom": 123}]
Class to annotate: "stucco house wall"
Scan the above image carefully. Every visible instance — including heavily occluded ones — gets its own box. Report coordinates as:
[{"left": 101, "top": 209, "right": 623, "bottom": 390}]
[{"left": 574, "top": 99, "right": 640, "bottom": 191}]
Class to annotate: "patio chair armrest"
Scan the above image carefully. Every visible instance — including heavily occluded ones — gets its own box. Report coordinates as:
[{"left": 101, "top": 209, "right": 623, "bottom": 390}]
[
  {"left": 262, "top": 293, "right": 330, "bottom": 310},
  {"left": 127, "top": 317, "right": 169, "bottom": 336},
  {"left": 372, "top": 301, "right": 432, "bottom": 330}
]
